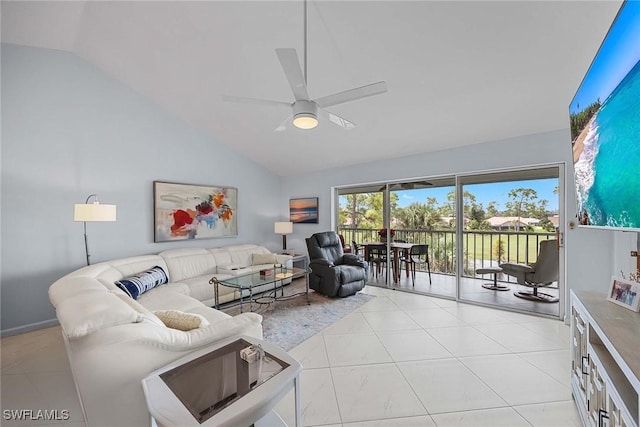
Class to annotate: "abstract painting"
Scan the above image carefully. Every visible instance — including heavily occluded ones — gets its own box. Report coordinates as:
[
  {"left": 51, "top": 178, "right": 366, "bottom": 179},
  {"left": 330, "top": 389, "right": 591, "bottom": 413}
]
[
  {"left": 154, "top": 181, "right": 237, "bottom": 242},
  {"left": 289, "top": 197, "right": 318, "bottom": 224}
]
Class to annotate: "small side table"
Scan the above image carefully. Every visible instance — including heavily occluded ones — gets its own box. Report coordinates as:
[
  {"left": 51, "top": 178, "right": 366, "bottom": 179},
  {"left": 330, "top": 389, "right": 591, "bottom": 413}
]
[
  {"left": 142, "top": 335, "right": 302, "bottom": 427},
  {"left": 476, "top": 267, "right": 509, "bottom": 291}
]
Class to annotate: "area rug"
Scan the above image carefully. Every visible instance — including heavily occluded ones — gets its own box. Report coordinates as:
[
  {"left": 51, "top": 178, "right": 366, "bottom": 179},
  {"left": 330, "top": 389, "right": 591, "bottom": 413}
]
[{"left": 257, "top": 286, "right": 375, "bottom": 351}]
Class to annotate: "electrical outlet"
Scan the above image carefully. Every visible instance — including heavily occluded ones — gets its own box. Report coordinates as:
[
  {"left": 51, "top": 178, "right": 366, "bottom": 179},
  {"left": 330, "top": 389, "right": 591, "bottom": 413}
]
[{"left": 631, "top": 251, "right": 638, "bottom": 257}]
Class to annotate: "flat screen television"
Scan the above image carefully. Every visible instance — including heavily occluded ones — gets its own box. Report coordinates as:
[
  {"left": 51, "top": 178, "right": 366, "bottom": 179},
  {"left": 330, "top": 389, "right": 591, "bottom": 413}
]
[{"left": 570, "top": 0, "right": 640, "bottom": 231}]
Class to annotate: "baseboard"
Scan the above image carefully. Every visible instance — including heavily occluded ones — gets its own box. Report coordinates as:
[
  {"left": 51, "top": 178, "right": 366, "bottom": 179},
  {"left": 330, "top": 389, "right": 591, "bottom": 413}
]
[{"left": 1, "top": 318, "right": 59, "bottom": 338}]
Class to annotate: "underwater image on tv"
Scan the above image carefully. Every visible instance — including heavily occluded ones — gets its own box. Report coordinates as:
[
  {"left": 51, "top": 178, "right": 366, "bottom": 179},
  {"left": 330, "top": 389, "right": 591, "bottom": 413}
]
[{"left": 570, "top": 0, "right": 640, "bottom": 230}]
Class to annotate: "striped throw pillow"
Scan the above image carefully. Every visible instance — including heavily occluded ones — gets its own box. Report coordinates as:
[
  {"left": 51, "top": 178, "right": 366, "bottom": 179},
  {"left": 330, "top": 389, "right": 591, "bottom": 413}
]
[{"left": 115, "top": 266, "right": 169, "bottom": 299}]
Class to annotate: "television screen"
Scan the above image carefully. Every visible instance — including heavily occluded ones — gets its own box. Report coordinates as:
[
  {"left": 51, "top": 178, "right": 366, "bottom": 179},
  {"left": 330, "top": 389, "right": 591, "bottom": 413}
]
[{"left": 570, "top": 0, "right": 640, "bottom": 231}]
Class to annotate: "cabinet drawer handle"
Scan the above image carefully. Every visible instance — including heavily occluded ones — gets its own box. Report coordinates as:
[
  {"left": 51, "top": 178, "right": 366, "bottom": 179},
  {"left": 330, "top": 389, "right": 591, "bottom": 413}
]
[{"left": 598, "top": 409, "right": 609, "bottom": 427}]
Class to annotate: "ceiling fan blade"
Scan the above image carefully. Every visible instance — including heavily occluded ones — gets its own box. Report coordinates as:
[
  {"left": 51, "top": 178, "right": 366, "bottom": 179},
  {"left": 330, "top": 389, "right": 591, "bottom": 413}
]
[
  {"left": 319, "top": 109, "right": 356, "bottom": 130},
  {"left": 315, "top": 81, "right": 387, "bottom": 108},
  {"left": 276, "top": 48, "right": 310, "bottom": 101},
  {"left": 222, "top": 95, "right": 290, "bottom": 108},
  {"left": 274, "top": 115, "right": 293, "bottom": 132}
]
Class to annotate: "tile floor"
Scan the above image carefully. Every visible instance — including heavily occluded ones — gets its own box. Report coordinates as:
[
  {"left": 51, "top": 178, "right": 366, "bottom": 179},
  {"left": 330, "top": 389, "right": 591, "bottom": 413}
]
[
  {"left": 1, "top": 285, "right": 580, "bottom": 427},
  {"left": 369, "top": 270, "right": 561, "bottom": 317}
]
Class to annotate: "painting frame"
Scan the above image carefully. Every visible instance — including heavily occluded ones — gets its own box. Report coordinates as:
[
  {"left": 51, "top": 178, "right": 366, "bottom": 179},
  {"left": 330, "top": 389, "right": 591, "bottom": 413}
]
[
  {"left": 289, "top": 197, "right": 319, "bottom": 224},
  {"left": 154, "top": 181, "right": 238, "bottom": 242},
  {"left": 606, "top": 276, "right": 640, "bottom": 312}
]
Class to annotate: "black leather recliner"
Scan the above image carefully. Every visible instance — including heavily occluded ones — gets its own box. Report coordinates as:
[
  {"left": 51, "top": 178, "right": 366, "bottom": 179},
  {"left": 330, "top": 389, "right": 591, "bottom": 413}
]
[{"left": 305, "top": 231, "right": 368, "bottom": 297}]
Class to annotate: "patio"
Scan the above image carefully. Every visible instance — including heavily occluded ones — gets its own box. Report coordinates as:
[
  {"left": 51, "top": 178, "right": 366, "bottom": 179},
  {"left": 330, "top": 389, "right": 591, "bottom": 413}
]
[
  {"left": 365, "top": 269, "right": 560, "bottom": 318},
  {"left": 342, "top": 227, "right": 560, "bottom": 317}
]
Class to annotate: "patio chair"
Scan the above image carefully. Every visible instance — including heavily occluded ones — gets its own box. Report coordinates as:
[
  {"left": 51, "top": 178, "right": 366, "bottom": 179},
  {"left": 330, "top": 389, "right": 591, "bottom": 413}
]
[
  {"left": 367, "top": 244, "right": 392, "bottom": 283},
  {"left": 352, "top": 240, "right": 362, "bottom": 257},
  {"left": 339, "top": 234, "right": 352, "bottom": 253},
  {"left": 499, "top": 239, "right": 559, "bottom": 303},
  {"left": 399, "top": 244, "right": 431, "bottom": 286}
]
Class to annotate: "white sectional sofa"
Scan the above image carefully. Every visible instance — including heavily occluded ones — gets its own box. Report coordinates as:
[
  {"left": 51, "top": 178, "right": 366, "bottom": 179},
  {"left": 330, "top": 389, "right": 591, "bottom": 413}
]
[{"left": 48, "top": 244, "right": 293, "bottom": 427}]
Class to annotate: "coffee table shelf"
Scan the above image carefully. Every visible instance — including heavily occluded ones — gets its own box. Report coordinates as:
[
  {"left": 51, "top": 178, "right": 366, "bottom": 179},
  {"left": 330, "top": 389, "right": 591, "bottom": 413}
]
[{"left": 211, "top": 265, "right": 309, "bottom": 312}]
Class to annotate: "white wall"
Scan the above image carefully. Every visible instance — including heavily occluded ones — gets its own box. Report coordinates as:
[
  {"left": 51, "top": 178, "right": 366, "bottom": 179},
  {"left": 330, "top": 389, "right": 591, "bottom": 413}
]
[
  {"left": 282, "top": 129, "right": 617, "bottom": 316},
  {"left": 1, "top": 44, "right": 282, "bottom": 335}
]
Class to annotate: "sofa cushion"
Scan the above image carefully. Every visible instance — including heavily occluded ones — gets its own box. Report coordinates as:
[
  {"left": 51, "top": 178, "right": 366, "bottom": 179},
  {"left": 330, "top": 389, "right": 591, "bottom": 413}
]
[
  {"left": 252, "top": 253, "right": 277, "bottom": 265},
  {"left": 113, "top": 293, "right": 165, "bottom": 327},
  {"left": 57, "top": 292, "right": 143, "bottom": 338},
  {"left": 114, "top": 266, "right": 169, "bottom": 299},
  {"left": 160, "top": 248, "right": 217, "bottom": 282},
  {"left": 153, "top": 310, "right": 210, "bottom": 331},
  {"left": 228, "top": 245, "right": 270, "bottom": 267}
]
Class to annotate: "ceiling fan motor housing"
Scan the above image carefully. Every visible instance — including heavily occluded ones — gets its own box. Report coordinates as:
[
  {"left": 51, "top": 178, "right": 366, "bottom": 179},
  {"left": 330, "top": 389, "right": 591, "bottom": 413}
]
[{"left": 293, "top": 100, "right": 318, "bottom": 119}]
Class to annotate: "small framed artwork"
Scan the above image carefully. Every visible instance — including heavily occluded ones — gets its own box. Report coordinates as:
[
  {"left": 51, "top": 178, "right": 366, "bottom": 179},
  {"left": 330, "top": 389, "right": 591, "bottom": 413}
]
[
  {"left": 289, "top": 197, "right": 318, "bottom": 224},
  {"left": 607, "top": 276, "right": 640, "bottom": 312},
  {"left": 154, "top": 181, "right": 238, "bottom": 242}
]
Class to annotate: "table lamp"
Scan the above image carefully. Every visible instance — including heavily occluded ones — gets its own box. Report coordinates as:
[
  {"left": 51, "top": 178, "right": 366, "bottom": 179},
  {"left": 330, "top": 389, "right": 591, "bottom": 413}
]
[
  {"left": 74, "top": 194, "right": 117, "bottom": 265},
  {"left": 274, "top": 221, "right": 293, "bottom": 253}
]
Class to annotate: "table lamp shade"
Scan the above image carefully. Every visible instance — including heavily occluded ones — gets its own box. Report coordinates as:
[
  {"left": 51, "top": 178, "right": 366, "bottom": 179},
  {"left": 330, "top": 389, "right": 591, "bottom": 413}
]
[
  {"left": 274, "top": 221, "right": 293, "bottom": 234},
  {"left": 74, "top": 203, "right": 117, "bottom": 222}
]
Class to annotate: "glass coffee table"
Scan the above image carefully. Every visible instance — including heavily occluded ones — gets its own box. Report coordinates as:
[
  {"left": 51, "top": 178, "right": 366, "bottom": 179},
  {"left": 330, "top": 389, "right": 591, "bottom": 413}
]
[
  {"left": 142, "top": 335, "right": 302, "bottom": 426},
  {"left": 210, "top": 265, "right": 309, "bottom": 312}
]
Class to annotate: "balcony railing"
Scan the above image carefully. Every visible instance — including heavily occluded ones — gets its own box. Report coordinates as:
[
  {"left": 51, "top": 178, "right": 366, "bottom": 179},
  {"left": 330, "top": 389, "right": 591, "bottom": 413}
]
[{"left": 338, "top": 227, "right": 555, "bottom": 283}]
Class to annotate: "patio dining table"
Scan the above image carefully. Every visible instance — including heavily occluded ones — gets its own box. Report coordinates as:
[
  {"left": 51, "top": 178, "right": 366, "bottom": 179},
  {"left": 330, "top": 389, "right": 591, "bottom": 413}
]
[{"left": 359, "top": 242, "right": 416, "bottom": 283}]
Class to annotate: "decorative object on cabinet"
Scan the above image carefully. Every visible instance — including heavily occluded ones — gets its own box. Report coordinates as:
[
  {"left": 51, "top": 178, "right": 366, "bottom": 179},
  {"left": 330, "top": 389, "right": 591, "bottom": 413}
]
[
  {"left": 74, "top": 194, "right": 117, "bottom": 265},
  {"left": 153, "top": 181, "right": 237, "bottom": 242},
  {"left": 289, "top": 197, "right": 318, "bottom": 224},
  {"left": 607, "top": 276, "right": 640, "bottom": 312},
  {"left": 570, "top": 290, "right": 640, "bottom": 427}
]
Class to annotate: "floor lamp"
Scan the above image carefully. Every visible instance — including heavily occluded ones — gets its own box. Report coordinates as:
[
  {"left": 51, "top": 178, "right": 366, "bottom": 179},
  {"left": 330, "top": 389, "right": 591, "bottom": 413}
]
[
  {"left": 274, "top": 221, "right": 293, "bottom": 253},
  {"left": 74, "top": 194, "right": 117, "bottom": 265}
]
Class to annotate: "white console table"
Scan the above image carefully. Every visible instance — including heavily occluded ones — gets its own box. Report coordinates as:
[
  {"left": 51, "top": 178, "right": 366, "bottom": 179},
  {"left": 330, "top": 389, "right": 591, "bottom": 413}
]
[{"left": 571, "top": 290, "right": 640, "bottom": 427}]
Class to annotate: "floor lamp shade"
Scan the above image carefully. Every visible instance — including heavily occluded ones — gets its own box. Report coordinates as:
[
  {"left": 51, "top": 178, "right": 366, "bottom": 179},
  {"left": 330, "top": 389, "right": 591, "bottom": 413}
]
[
  {"left": 74, "top": 194, "right": 117, "bottom": 266},
  {"left": 74, "top": 203, "right": 117, "bottom": 222},
  {"left": 274, "top": 221, "right": 293, "bottom": 251}
]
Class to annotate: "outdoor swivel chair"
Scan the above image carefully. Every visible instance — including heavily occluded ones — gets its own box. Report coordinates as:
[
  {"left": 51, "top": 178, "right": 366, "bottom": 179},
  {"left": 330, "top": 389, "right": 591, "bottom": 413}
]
[
  {"left": 306, "top": 231, "right": 368, "bottom": 297},
  {"left": 499, "top": 239, "right": 559, "bottom": 303}
]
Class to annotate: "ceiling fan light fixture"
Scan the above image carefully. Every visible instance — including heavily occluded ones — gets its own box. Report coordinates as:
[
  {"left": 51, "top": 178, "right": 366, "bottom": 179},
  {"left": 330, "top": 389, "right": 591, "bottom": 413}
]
[
  {"left": 293, "top": 112, "right": 318, "bottom": 129},
  {"left": 292, "top": 99, "right": 319, "bottom": 129}
]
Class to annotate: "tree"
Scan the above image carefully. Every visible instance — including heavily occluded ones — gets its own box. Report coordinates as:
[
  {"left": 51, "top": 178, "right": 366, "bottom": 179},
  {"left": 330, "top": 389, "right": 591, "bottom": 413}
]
[
  {"left": 505, "top": 188, "right": 538, "bottom": 231},
  {"left": 339, "top": 192, "right": 399, "bottom": 230},
  {"left": 493, "top": 239, "right": 506, "bottom": 262},
  {"left": 442, "top": 190, "right": 480, "bottom": 220},
  {"left": 339, "top": 194, "right": 369, "bottom": 228},
  {"left": 396, "top": 201, "right": 441, "bottom": 230},
  {"left": 486, "top": 201, "right": 499, "bottom": 218}
]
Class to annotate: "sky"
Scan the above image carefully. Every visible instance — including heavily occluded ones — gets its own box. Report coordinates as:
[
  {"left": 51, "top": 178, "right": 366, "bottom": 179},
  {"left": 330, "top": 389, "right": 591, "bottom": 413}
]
[
  {"left": 392, "top": 178, "right": 559, "bottom": 212},
  {"left": 569, "top": 1, "right": 640, "bottom": 114}
]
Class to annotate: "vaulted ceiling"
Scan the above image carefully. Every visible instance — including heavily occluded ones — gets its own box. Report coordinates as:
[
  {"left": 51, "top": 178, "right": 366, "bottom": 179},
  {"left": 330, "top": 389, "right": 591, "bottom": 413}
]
[{"left": 2, "top": 1, "right": 622, "bottom": 176}]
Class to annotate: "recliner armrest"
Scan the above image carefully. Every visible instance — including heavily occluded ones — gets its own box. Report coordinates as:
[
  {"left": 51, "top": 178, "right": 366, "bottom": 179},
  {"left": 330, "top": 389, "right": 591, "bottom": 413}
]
[
  {"left": 310, "top": 259, "right": 334, "bottom": 268},
  {"left": 499, "top": 262, "right": 535, "bottom": 273},
  {"left": 342, "top": 254, "right": 368, "bottom": 269}
]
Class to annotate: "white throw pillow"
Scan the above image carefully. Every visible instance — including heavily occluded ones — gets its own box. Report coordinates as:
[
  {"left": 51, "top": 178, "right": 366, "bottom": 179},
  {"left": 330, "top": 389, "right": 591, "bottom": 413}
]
[
  {"left": 251, "top": 253, "right": 277, "bottom": 265},
  {"left": 153, "top": 310, "right": 210, "bottom": 331}
]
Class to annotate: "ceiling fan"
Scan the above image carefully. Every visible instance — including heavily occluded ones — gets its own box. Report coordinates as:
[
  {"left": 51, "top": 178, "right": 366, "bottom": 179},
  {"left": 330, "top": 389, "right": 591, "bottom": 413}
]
[
  {"left": 223, "top": 1, "right": 387, "bottom": 131},
  {"left": 379, "top": 181, "right": 433, "bottom": 192}
]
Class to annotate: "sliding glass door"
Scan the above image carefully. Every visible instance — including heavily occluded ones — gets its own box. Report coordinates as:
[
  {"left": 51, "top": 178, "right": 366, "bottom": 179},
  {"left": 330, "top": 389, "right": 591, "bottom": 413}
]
[
  {"left": 458, "top": 167, "right": 562, "bottom": 317},
  {"left": 335, "top": 164, "right": 564, "bottom": 318}
]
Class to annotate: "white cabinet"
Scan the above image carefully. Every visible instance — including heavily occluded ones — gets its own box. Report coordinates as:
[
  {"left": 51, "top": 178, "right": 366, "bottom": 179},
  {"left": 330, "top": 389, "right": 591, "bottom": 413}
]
[{"left": 571, "top": 291, "right": 640, "bottom": 427}]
